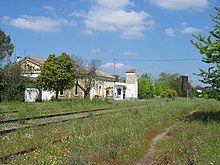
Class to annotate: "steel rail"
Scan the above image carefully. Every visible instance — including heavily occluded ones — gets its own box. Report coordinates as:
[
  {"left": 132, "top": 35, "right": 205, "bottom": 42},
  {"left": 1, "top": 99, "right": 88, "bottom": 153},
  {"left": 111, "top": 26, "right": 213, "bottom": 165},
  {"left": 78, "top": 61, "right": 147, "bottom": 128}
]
[
  {"left": 0, "top": 107, "right": 113, "bottom": 124},
  {"left": 0, "top": 101, "right": 163, "bottom": 162},
  {"left": 0, "top": 112, "right": 114, "bottom": 162},
  {"left": 0, "top": 110, "right": 114, "bottom": 135}
]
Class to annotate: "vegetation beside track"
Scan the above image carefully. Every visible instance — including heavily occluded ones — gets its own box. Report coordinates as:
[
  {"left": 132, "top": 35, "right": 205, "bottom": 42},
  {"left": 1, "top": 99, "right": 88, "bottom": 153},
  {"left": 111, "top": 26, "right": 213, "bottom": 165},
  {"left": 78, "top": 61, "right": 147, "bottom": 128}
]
[
  {"left": 152, "top": 99, "right": 220, "bottom": 164},
  {"left": 0, "top": 98, "right": 219, "bottom": 164},
  {"left": 0, "top": 99, "right": 112, "bottom": 120}
]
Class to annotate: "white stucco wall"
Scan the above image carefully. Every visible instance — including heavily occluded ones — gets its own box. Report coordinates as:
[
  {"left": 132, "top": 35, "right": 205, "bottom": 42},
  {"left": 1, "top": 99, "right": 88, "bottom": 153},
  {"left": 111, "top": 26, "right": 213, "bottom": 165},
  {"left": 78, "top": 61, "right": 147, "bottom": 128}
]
[
  {"left": 125, "top": 84, "right": 138, "bottom": 99},
  {"left": 125, "top": 69, "right": 138, "bottom": 99},
  {"left": 25, "top": 88, "right": 41, "bottom": 102},
  {"left": 25, "top": 88, "right": 54, "bottom": 102},
  {"left": 22, "top": 71, "right": 40, "bottom": 78},
  {"left": 42, "top": 90, "right": 54, "bottom": 101}
]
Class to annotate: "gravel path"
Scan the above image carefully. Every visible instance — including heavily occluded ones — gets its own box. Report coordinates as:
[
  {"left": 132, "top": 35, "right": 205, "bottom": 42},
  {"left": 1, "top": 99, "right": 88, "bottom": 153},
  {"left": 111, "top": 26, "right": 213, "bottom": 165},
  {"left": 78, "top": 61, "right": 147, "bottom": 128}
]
[{"left": 133, "top": 123, "right": 177, "bottom": 165}]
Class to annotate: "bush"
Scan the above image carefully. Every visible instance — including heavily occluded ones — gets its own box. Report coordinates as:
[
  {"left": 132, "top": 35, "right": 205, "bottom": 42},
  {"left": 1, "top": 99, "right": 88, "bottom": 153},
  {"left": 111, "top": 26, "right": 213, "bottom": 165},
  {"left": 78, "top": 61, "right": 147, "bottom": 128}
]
[
  {"left": 0, "top": 64, "right": 28, "bottom": 101},
  {"left": 160, "top": 89, "right": 177, "bottom": 100}
]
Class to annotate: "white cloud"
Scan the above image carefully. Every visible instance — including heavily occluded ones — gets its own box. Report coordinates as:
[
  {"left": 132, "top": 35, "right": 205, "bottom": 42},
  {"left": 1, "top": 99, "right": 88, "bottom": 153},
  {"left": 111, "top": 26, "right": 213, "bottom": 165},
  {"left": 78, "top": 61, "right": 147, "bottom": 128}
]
[
  {"left": 91, "top": 48, "right": 101, "bottom": 54},
  {"left": 72, "top": 0, "right": 155, "bottom": 39},
  {"left": 69, "top": 10, "right": 86, "bottom": 17},
  {"left": 81, "top": 29, "right": 94, "bottom": 35},
  {"left": 1, "top": 16, "right": 10, "bottom": 22},
  {"left": 180, "top": 27, "right": 201, "bottom": 34},
  {"left": 43, "top": 6, "right": 56, "bottom": 12},
  {"left": 165, "top": 28, "right": 175, "bottom": 37},
  {"left": 149, "top": 0, "right": 209, "bottom": 10},
  {"left": 97, "top": 0, "right": 133, "bottom": 9},
  {"left": 164, "top": 24, "right": 201, "bottom": 37},
  {"left": 2, "top": 16, "right": 73, "bottom": 32},
  {"left": 101, "top": 62, "right": 125, "bottom": 69}
]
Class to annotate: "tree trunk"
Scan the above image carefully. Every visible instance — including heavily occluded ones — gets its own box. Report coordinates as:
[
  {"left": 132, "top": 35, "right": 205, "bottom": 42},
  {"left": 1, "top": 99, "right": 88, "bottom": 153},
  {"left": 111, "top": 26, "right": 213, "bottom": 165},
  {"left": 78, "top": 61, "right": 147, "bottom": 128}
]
[
  {"left": 84, "top": 90, "right": 90, "bottom": 99},
  {"left": 77, "top": 81, "right": 91, "bottom": 99},
  {"left": 55, "top": 90, "right": 59, "bottom": 100}
]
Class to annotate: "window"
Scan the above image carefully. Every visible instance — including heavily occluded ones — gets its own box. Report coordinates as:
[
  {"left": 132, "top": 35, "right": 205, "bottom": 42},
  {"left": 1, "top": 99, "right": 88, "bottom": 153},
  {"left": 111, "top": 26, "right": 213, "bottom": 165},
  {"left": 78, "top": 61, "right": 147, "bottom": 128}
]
[
  {"left": 75, "top": 84, "right": 78, "bottom": 96},
  {"left": 99, "top": 86, "right": 102, "bottom": 96},
  {"left": 67, "top": 89, "right": 71, "bottom": 98},
  {"left": 117, "top": 88, "right": 122, "bottom": 95},
  {"left": 60, "top": 90, "right": 64, "bottom": 96},
  {"left": 106, "top": 89, "right": 110, "bottom": 96}
]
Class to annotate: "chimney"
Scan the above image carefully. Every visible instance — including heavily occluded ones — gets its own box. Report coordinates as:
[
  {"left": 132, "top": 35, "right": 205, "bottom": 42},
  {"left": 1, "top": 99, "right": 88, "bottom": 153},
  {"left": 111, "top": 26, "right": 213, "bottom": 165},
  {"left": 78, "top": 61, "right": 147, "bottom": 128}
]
[{"left": 16, "top": 56, "right": 23, "bottom": 62}]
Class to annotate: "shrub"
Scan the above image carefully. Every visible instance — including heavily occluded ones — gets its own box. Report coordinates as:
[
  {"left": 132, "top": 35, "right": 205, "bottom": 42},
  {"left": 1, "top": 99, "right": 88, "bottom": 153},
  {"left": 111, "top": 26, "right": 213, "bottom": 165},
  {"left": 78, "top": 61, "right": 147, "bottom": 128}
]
[{"left": 160, "top": 89, "right": 177, "bottom": 100}]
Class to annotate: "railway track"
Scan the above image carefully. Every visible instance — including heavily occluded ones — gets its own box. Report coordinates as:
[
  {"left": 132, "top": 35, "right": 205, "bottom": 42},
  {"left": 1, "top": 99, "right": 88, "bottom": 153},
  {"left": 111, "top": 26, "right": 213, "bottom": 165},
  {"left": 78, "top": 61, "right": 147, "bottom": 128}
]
[
  {"left": 0, "top": 107, "right": 117, "bottom": 135},
  {"left": 0, "top": 112, "right": 114, "bottom": 162},
  {"left": 0, "top": 107, "right": 112, "bottom": 124},
  {"left": 0, "top": 103, "right": 154, "bottom": 162},
  {"left": 0, "top": 136, "right": 72, "bottom": 162},
  {"left": 0, "top": 103, "right": 149, "bottom": 135}
]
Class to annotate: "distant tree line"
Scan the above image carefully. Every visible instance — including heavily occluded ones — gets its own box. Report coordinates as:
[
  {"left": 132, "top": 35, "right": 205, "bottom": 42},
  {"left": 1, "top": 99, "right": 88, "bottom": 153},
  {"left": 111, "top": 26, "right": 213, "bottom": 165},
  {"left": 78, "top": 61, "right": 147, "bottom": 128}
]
[
  {"left": 136, "top": 7, "right": 220, "bottom": 100},
  {"left": 137, "top": 72, "right": 196, "bottom": 100}
]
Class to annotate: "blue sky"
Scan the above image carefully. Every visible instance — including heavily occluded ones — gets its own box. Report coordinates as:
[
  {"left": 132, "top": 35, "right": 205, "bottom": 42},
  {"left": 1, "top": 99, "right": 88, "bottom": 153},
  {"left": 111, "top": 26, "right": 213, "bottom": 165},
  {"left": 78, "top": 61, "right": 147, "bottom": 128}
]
[{"left": 0, "top": 0, "right": 219, "bottom": 86}]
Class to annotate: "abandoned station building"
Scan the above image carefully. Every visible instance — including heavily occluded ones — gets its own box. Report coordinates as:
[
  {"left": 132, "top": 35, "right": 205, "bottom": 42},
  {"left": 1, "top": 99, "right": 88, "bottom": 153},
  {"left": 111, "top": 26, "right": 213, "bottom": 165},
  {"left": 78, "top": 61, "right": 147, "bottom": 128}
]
[{"left": 17, "top": 56, "right": 138, "bottom": 102}]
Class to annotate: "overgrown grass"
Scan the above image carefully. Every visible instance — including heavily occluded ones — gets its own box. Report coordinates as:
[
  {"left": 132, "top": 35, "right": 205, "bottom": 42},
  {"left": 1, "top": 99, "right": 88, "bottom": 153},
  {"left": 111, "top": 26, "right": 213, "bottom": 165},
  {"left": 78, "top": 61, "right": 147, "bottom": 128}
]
[
  {"left": 153, "top": 99, "right": 220, "bottom": 164},
  {"left": 0, "top": 98, "right": 219, "bottom": 164},
  {"left": 0, "top": 99, "right": 115, "bottom": 120},
  {"left": 0, "top": 98, "right": 157, "bottom": 120}
]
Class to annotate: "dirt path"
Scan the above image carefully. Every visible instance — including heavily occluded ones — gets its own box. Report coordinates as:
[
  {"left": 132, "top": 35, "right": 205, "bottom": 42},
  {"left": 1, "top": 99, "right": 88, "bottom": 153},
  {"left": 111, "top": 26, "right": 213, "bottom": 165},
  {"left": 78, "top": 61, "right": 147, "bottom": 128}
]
[
  {"left": 133, "top": 110, "right": 198, "bottom": 165},
  {"left": 133, "top": 123, "right": 177, "bottom": 165}
]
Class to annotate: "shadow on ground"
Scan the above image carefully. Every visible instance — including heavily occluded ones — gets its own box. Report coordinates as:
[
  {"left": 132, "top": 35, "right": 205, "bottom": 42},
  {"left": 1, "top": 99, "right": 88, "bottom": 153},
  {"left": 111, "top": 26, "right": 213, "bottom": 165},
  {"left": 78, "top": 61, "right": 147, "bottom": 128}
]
[{"left": 185, "top": 110, "right": 220, "bottom": 123}]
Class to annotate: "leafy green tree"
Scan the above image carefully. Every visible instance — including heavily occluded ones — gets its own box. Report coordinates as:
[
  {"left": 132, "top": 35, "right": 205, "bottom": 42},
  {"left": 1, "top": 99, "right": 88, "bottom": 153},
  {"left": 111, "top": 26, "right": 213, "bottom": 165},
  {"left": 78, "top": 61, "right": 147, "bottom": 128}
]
[
  {"left": 154, "top": 80, "right": 169, "bottom": 96},
  {"left": 138, "top": 73, "right": 154, "bottom": 99},
  {"left": 160, "top": 89, "right": 177, "bottom": 100},
  {"left": 36, "top": 52, "right": 76, "bottom": 100},
  {"left": 111, "top": 75, "right": 126, "bottom": 83},
  {"left": 113, "top": 74, "right": 120, "bottom": 82},
  {"left": 157, "top": 72, "right": 183, "bottom": 96},
  {"left": 192, "top": 7, "right": 220, "bottom": 100},
  {"left": 0, "top": 64, "right": 28, "bottom": 101},
  {"left": 0, "top": 29, "right": 14, "bottom": 64}
]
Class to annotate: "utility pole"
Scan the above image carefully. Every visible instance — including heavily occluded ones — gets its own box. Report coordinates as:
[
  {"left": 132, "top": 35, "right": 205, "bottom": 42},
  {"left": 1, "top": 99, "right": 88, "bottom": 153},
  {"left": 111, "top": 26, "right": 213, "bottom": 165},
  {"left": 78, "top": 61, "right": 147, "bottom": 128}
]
[
  {"left": 114, "top": 58, "right": 116, "bottom": 77},
  {"left": 113, "top": 58, "right": 116, "bottom": 99},
  {"left": 24, "top": 50, "right": 27, "bottom": 57}
]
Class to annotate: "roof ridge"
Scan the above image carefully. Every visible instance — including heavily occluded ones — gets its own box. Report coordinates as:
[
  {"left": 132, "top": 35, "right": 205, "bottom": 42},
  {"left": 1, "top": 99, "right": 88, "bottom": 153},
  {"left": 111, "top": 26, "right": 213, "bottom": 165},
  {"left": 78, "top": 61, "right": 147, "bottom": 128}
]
[
  {"left": 25, "top": 55, "right": 46, "bottom": 66},
  {"left": 27, "top": 55, "right": 46, "bottom": 60}
]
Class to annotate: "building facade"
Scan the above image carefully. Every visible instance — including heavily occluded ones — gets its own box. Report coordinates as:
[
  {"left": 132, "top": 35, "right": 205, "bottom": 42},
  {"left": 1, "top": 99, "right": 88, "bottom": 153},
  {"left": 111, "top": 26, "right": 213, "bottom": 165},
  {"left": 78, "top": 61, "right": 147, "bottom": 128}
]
[
  {"left": 114, "top": 68, "right": 138, "bottom": 100},
  {"left": 18, "top": 56, "right": 115, "bottom": 102}
]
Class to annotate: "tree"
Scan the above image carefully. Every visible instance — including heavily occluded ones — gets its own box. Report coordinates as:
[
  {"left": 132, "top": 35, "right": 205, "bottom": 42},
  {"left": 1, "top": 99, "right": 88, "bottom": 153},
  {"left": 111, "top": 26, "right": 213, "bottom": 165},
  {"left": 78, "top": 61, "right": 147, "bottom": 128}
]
[
  {"left": 138, "top": 73, "right": 154, "bottom": 99},
  {"left": 157, "top": 72, "right": 183, "bottom": 96},
  {"left": 111, "top": 75, "right": 125, "bottom": 82},
  {"left": 113, "top": 74, "right": 120, "bottom": 82},
  {"left": 75, "top": 59, "right": 101, "bottom": 99},
  {"left": 154, "top": 80, "right": 169, "bottom": 96},
  {"left": 0, "top": 29, "right": 14, "bottom": 64},
  {"left": 160, "top": 89, "right": 177, "bottom": 100},
  {"left": 192, "top": 7, "right": 220, "bottom": 100},
  {"left": 36, "top": 52, "right": 76, "bottom": 100},
  {"left": 0, "top": 64, "right": 28, "bottom": 101}
]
